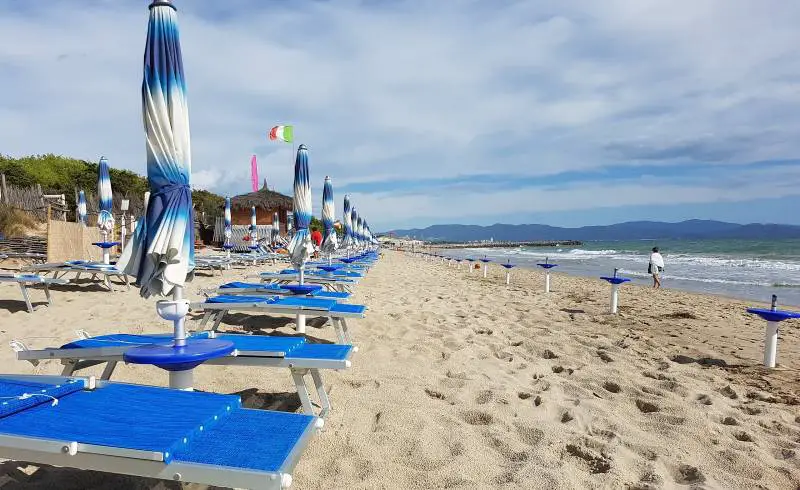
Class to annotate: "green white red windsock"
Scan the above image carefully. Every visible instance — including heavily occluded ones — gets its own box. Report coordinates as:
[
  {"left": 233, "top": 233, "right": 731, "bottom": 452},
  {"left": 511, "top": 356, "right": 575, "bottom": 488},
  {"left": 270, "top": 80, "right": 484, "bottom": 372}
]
[{"left": 268, "top": 125, "right": 293, "bottom": 143}]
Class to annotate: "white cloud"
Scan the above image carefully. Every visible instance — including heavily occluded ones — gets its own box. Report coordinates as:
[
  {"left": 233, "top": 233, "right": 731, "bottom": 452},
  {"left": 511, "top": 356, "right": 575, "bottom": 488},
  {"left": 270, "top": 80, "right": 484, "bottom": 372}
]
[{"left": 1, "top": 0, "right": 799, "bottom": 228}]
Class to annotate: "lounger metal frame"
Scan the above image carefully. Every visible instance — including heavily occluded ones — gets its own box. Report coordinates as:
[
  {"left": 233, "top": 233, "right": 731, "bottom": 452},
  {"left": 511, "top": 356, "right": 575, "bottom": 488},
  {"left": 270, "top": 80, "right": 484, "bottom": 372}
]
[
  {"left": 189, "top": 301, "right": 361, "bottom": 345},
  {"left": 0, "top": 276, "right": 70, "bottom": 313},
  {"left": 22, "top": 264, "right": 129, "bottom": 292},
  {"left": 11, "top": 330, "right": 350, "bottom": 418}
]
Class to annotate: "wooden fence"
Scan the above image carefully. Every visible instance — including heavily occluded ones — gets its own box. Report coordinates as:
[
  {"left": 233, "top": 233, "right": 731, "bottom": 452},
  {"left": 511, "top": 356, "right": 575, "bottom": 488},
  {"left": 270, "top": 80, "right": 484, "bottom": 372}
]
[
  {"left": 0, "top": 174, "right": 67, "bottom": 221},
  {"left": 0, "top": 173, "right": 149, "bottom": 224}
]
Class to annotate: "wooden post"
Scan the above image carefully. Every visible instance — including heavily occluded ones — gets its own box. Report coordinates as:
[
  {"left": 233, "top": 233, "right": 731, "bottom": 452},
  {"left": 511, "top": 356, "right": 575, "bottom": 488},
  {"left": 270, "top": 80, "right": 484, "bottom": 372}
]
[{"left": 0, "top": 174, "right": 7, "bottom": 204}]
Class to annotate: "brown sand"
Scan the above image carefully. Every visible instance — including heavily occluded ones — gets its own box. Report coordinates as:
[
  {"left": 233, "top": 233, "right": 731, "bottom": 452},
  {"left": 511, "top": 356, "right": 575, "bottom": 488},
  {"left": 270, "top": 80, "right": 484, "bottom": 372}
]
[{"left": 0, "top": 250, "right": 798, "bottom": 489}]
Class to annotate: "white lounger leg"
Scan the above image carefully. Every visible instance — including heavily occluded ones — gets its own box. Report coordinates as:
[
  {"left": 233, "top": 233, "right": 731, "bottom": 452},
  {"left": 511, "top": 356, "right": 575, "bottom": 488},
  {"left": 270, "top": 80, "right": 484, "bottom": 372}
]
[
  {"left": 331, "top": 318, "right": 347, "bottom": 344},
  {"left": 43, "top": 284, "right": 53, "bottom": 307},
  {"left": 211, "top": 311, "right": 226, "bottom": 331},
  {"left": 18, "top": 284, "right": 34, "bottom": 313},
  {"left": 291, "top": 369, "right": 316, "bottom": 415},
  {"left": 198, "top": 310, "right": 214, "bottom": 329},
  {"left": 310, "top": 369, "right": 331, "bottom": 417}
]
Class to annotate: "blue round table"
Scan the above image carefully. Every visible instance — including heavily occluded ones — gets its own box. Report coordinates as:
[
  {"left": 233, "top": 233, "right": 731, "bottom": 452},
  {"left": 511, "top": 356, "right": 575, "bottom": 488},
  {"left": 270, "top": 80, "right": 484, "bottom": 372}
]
[
  {"left": 537, "top": 263, "right": 558, "bottom": 292},
  {"left": 124, "top": 338, "right": 235, "bottom": 390},
  {"left": 746, "top": 307, "right": 800, "bottom": 368},
  {"left": 600, "top": 276, "right": 631, "bottom": 314}
]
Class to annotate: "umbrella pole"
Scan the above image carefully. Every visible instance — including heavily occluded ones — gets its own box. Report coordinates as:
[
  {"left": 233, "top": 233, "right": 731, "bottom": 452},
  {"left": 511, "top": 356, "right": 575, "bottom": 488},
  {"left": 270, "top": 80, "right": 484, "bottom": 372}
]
[
  {"left": 101, "top": 231, "right": 110, "bottom": 265},
  {"left": 296, "top": 265, "right": 306, "bottom": 334},
  {"left": 154, "top": 285, "right": 193, "bottom": 390}
]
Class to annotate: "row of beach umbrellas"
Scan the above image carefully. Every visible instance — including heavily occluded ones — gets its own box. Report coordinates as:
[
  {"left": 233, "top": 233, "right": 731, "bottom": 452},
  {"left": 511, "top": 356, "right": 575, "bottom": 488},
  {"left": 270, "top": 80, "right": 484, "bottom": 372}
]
[{"left": 71, "top": 0, "right": 379, "bottom": 361}]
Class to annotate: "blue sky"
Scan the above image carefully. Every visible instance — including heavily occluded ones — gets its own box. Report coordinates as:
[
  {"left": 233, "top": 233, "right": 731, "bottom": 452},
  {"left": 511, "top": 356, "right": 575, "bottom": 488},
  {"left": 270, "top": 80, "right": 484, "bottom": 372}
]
[{"left": 1, "top": 0, "right": 799, "bottom": 231}]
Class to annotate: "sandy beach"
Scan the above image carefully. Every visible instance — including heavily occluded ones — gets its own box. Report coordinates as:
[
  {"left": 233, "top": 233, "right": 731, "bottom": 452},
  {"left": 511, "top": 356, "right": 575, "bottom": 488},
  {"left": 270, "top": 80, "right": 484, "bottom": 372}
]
[{"left": 0, "top": 249, "right": 798, "bottom": 489}]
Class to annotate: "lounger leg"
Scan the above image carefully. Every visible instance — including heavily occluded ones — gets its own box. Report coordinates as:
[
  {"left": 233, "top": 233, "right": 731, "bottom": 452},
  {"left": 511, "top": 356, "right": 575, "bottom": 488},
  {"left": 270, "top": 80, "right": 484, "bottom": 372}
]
[
  {"left": 103, "top": 275, "right": 113, "bottom": 292},
  {"left": 18, "top": 284, "right": 34, "bottom": 313},
  {"left": 123, "top": 275, "right": 130, "bottom": 290},
  {"left": 339, "top": 318, "right": 354, "bottom": 344},
  {"left": 73, "top": 272, "right": 80, "bottom": 281},
  {"left": 198, "top": 310, "right": 214, "bottom": 329},
  {"left": 310, "top": 369, "right": 331, "bottom": 417},
  {"left": 331, "top": 318, "right": 347, "bottom": 344},
  {"left": 61, "top": 361, "right": 77, "bottom": 376},
  {"left": 211, "top": 311, "right": 226, "bottom": 331},
  {"left": 43, "top": 284, "right": 53, "bottom": 307},
  {"left": 291, "top": 369, "right": 316, "bottom": 415},
  {"left": 100, "top": 361, "right": 117, "bottom": 380}
]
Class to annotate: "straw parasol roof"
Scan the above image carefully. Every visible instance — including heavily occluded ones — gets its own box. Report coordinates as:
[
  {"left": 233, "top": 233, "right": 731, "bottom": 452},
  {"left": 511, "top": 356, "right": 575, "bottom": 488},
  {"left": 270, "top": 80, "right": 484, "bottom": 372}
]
[{"left": 228, "top": 182, "right": 292, "bottom": 211}]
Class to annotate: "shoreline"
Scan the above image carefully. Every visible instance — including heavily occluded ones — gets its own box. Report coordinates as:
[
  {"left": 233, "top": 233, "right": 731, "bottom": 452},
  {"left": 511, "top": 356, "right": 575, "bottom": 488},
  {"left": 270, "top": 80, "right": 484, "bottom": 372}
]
[{"left": 429, "top": 247, "right": 800, "bottom": 308}]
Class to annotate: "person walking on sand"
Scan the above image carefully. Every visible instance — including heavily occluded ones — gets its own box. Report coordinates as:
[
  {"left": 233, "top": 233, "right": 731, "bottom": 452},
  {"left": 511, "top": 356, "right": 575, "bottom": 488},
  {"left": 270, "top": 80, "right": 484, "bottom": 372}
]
[{"left": 649, "top": 247, "right": 665, "bottom": 288}]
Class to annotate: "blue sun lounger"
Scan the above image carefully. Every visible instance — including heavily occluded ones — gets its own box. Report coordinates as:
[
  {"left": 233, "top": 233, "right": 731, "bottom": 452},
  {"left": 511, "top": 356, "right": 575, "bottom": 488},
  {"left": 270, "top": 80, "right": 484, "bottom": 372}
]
[
  {"left": 22, "top": 261, "right": 129, "bottom": 292},
  {"left": 253, "top": 273, "right": 359, "bottom": 293},
  {"left": 0, "top": 374, "right": 320, "bottom": 489},
  {"left": 189, "top": 295, "right": 366, "bottom": 345},
  {"left": 209, "top": 281, "right": 351, "bottom": 301},
  {"left": 0, "top": 274, "right": 70, "bottom": 313},
  {"left": 11, "top": 331, "right": 352, "bottom": 417}
]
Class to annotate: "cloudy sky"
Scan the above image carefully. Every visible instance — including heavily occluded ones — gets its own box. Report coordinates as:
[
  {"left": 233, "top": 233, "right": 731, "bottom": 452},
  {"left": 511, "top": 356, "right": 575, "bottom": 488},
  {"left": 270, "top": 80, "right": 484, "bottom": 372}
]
[{"left": 1, "top": 0, "right": 799, "bottom": 230}]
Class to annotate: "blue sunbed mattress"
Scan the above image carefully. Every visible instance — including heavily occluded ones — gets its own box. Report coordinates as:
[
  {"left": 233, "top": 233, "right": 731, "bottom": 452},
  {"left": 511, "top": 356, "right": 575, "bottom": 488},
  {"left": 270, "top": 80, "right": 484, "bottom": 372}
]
[
  {"left": 218, "top": 281, "right": 349, "bottom": 299},
  {"left": 0, "top": 378, "right": 314, "bottom": 472},
  {"left": 60, "top": 333, "right": 353, "bottom": 360}
]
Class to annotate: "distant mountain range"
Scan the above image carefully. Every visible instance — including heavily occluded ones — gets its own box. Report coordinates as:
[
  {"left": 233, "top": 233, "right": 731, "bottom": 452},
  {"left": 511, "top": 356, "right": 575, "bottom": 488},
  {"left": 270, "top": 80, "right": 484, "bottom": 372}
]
[{"left": 387, "top": 220, "right": 800, "bottom": 242}]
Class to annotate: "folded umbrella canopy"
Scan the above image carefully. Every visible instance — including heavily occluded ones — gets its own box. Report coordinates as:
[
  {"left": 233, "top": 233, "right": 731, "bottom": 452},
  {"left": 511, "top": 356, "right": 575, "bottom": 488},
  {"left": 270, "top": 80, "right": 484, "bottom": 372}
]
[
  {"left": 341, "top": 194, "right": 353, "bottom": 249},
  {"left": 77, "top": 190, "right": 87, "bottom": 226},
  {"left": 321, "top": 176, "right": 338, "bottom": 254},
  {"left": 118, "top": 0, "right": 194, "bottom": 299},
  {"left": 223, "top": 197, "right": 232, "bottom": 242},
  {"left": 97, "top": 157, "right": 115, "bottom": 235},
  {"left": 288, "top": 145, "right": 314, "bottom": 269},
  {"left": 250, "top": 206, "right": 258, "bottom": 244}
]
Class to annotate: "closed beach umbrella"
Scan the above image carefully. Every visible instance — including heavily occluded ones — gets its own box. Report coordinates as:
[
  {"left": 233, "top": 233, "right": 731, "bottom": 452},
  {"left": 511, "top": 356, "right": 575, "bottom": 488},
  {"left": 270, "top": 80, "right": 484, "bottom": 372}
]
[
  {"left": 342, "top": 195, "right": 353, "bottom": 249},
  {"left": 356, "top": 215, "right": 364, "bottom": 247},
  {"left": 77, "top": 190, "right": 87, "bottom": 226},
  {"left": 288, "top": 144, "right": 314, "bottom": 270},
  {"left": 223, "top": 197, "right": 232, "bottom": 240},
  {"left": 117, "top": 0, "right": 233, "bottom": 391},
  {"left": 321, "top": 176, "right": 338, "bottom": 253},
  {"left": 118, "top": 0, "right": 195, "bottom": 299},
  {"left": 250, "top": 206, "right": 258, "bottom": 243},
  {"left": 223, "top": 196, "right": 231, "bottom": 253},
  {"left": 97, "top": 156, "right": 114, "bottom": 235},
  {"left": 272, "top": 211, "right": 280, "bottom": 243},
  {"left": 351, "top": 207, "right": 359, "bottom": 247}
]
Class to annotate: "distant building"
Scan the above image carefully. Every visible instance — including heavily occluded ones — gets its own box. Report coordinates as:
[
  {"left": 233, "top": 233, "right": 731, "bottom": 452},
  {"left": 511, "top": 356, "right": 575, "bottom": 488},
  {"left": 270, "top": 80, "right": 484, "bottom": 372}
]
[{"left": 227, "top": 182, "right": 293, "bottom": 235}]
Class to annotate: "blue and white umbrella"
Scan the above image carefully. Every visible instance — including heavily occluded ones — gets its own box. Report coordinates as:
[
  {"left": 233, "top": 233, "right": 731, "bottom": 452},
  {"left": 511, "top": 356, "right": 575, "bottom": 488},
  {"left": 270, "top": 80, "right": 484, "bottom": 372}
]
[
  {"left": 288, "top": 144, "right": 314, "bottom": 269},
  {"left": 97, "top": 156, "right": 115, "bottom": 235},
  {"left": 223, "top": 197, "right": 232, "bottom": 248},
  {"left": 272, "top": 211, "right": 280, "bottom": 243},
  {"left": 250, "top": 206, "right": 258, "bottom": 243},
  {"left": 76, "top": 190, "right": 87, "bottom": 226},
  {"left": 224, "top": 197, "right": 232, "bottom": 239},
  {"left": 341, "top": 195, "right": 353, "bottom": 249},
  {"left": 321, "top": 176, "right": 338, "bottom": 253},
  {"left": 118, "top": 0, "right": 194, "bottom": 299},
  {"left": 350, "top": 206, "right": 359, "bottom": 247}
]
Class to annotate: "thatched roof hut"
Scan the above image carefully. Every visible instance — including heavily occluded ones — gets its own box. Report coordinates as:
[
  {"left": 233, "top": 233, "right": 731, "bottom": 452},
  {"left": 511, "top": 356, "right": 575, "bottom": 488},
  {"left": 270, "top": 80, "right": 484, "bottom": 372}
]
[{"left": 225, "top": 182, "right": 293, "bottom": 233}]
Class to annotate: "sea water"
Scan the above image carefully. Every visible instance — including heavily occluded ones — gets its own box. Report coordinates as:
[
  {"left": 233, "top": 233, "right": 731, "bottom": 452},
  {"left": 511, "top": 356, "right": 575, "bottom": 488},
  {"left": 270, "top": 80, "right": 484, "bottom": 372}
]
[{"left": 446, "top": 238, "right": 800, "bottom": 307}]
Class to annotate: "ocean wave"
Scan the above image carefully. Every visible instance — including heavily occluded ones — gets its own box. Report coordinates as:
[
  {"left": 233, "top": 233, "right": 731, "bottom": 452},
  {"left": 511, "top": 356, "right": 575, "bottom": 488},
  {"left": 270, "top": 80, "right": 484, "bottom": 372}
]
[{"left": 616, "top": 268, "right": 773, "bottom": 287}]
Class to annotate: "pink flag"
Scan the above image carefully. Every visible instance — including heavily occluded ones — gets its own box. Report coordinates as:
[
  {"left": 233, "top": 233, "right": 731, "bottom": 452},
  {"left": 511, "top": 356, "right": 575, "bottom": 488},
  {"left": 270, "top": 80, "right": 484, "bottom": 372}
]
[{"left": 250, "top": 155, "right": 259, "bottom": 192}]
